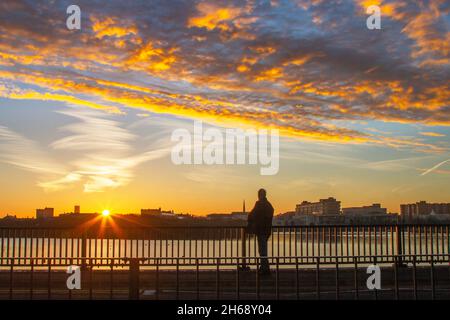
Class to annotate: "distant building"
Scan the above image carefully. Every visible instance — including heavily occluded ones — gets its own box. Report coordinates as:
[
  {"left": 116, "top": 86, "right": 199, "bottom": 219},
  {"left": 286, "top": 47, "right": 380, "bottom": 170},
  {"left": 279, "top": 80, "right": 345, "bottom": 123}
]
[
  {"left": 207, "top": 201, "right": 248, "bottom": 220},
  {"left": 36, "top": 207, "right": 54, "bottom": 219},
  {"left": 274, "top": 209, "right": 397, "bottom": 226},
  {"left": 273, "top": 212, "right": 296, "bottom": 226},
  {"left": 229, "top": 200, "right": 247, "bottom": 220},
  {"left": 161, "top": 210, "right": 175, "bottom": 217},
  {"left": 295, "top": 197, "right": 341, "bottom": 216},
  {"left": 206, "top": 213, "right": 230, "bottom": 220},
  {"left": 141, "top": 208, "right": 174, "bottom": 216},
  {"left": 342, "top": 204, "right": 387, "bottom": 217},
  {"left": 230, "top": 212, "right": 248, "bottom": 220},
  {"left": 141, "top": 208, "right": 161, "bottom": 215},
  {"left": 2, "top": 214, "right": 17, "bottom": 221},
  {"left": 74, "top": 205, "right": 80, "bottom": 214},
  {"left": 400, "top": 201, "right": 450, "bottom": 218}
]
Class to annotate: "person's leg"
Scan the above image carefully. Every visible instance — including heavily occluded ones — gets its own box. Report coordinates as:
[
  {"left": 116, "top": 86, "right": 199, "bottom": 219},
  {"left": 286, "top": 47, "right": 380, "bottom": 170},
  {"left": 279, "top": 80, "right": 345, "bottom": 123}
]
[
  {"left": 262, "top": 235, "right": 270, "bottom": 272},
  {"left": 257, "top": 234, "right": 270, "bottom": 273}
]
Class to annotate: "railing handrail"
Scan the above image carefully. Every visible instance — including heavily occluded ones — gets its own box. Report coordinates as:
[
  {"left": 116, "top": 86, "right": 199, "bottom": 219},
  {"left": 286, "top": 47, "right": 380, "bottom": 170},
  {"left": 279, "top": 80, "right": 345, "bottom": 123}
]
[
  {"left": 1, "top": 253, "right": 449, "bottom": 260},
  {"left": 1, "top": 223, "right": 450, "bottom": 231}
]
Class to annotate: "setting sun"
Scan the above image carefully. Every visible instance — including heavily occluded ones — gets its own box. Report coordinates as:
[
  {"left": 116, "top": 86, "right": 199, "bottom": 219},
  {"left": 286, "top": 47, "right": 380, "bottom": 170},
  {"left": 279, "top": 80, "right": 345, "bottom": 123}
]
[{"left": 102, "top": 209, "right": 110, "bottom": 217}]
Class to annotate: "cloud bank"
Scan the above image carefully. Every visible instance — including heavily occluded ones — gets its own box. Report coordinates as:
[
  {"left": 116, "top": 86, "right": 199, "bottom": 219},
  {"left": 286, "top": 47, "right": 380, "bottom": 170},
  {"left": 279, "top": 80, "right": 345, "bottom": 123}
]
[{"left": 0, "top": 0, "right": 448, "bottom": 153}]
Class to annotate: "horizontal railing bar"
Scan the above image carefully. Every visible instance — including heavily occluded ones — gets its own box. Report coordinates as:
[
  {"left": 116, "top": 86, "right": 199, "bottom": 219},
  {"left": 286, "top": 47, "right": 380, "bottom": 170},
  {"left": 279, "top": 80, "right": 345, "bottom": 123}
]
[
  {"left": 1, "top": 262, "right": 448, "bottom": 268},
  {"left": 0, "top": 253, "right": 448, "bottom": 262},
  {"left": 1, "top": 223, "right": 450, "bottom": 231},
  {"left": 1, "top": 262, "right": 448, "bottom": 269}
]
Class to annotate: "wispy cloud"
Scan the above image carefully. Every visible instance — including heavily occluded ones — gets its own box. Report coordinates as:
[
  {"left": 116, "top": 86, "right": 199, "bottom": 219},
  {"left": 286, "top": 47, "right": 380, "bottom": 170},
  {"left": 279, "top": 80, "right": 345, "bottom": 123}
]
[
  {"left": 419, "top": 131, "right": 446, "bottom": 137},
  {"left": 420, "top": 159, "right": 450, "bottom": 176},
  {"left": 0, "top": 125, "right": 66, "bottom": 176},
  {"left": 47, "top": 108, "right": 171, "bottom": 192},
  {"left": 0, "top": 108, "right": 171, "bottom": 192},
  {"left": 360, "top": 156, "right": 433, "bottom": 172}
]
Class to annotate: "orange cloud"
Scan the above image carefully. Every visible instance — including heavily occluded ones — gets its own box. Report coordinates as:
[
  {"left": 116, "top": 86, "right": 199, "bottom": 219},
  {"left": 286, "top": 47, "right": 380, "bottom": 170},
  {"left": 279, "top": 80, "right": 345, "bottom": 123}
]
[
  {"left": 91, "top": 16, "right": 138, "bottom": 39},
  {"left": 402, "top": 3, "right": 449, "bottom": 64},
  {"left": 188, "top": 3, "right": 243, "bottom": 31},
  {"left": 0, "top": 80, "right": 122, "bottom": 114},
  {"left": 125, "top": 41, "right": 177, "bottom": 72},
  {"left": 254, "top": 68, "right": 284, "bottom": 82},
  {"left": 419, "top": 131, "right": 446, "bottom": 137},
  {"left": 0, "top": 1, "right": 447, "bottom": 155},
  {"left": 356, "top": 0, "right": 449, "bottom": 66}
]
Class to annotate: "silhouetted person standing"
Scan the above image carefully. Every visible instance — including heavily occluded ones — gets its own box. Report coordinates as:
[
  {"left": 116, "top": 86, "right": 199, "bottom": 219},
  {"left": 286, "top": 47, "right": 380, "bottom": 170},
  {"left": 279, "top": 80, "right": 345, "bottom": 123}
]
[{"left": 247, "top": 188, "right": 274, "bottom": 275}]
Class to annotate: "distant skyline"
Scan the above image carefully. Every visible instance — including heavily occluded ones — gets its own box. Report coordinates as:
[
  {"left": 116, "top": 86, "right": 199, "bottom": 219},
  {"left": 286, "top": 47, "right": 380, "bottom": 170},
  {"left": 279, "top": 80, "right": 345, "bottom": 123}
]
[
  {"left": 0, "top": 1, "right": 449, "bottom": 217},
  {"left": 3, "top": 196, "right": 450, "bottom": 218}
]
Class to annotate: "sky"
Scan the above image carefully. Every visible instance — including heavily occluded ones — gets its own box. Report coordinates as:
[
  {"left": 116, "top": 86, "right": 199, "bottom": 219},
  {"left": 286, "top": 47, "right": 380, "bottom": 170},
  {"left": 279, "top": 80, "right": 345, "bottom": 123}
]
[{"left": 0, "top": 0, "right": 449, "bottom": 217}]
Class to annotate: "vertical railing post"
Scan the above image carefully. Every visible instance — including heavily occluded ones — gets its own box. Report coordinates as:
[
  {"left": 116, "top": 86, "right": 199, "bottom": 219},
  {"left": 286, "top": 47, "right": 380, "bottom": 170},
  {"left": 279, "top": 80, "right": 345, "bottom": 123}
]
[
  {"left": 81, "top": 232, "right": 87, "bottom": 270},
  {"left": 129, "top": 258, "right": 140, "bottom": 300},
  {"left": 394, "top": 256, "right": 399, "bottom": 300},
  {"left": 240, "top": 227, "right": 249, "bottom": 270},
  {"left": 396, "top": 224, "right": 404, "bottom": 267}
]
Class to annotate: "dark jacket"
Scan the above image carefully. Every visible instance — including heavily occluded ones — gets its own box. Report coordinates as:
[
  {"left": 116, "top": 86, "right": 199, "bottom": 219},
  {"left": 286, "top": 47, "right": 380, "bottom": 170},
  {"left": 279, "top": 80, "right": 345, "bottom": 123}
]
[{"left": 247, "top": 198, "right": 274, "bottom": 237}]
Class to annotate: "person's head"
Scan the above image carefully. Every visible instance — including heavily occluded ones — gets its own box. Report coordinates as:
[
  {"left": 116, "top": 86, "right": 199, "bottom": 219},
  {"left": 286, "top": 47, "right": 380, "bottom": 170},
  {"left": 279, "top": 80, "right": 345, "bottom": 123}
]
[{"left": 258, "top": 188, "right": 267, "bottom": 200}]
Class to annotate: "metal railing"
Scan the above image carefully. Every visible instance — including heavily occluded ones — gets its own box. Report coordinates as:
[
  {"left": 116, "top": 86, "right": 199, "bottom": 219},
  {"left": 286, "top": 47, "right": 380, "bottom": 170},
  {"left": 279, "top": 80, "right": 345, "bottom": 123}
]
[
  {"left": 1, "top": 254, "right": 449, "bottom": 300},
  {"left": 1, "top": 225, "right": 449, "bottom": 266}
]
